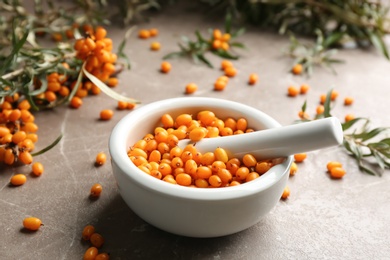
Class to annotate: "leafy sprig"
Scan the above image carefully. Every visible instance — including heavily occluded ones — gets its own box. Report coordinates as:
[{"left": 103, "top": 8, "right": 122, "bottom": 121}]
[
  {"left": 163, "top": 13, "right": 246, "bottom": 68},
  {"left": 300, "top": 90, "right": 390, "bottom": 176},
  {"left": 286, "top": 30, "right": 344, "bottom": 77}
]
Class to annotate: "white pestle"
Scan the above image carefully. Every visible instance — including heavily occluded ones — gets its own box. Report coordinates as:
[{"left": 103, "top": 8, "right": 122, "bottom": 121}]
[{"left": 178, "top": 117, "right": 344, "bottom": 160}]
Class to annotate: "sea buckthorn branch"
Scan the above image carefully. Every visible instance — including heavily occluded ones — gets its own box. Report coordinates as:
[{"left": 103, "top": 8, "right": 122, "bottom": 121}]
[
  {"left": 285, "top": 30, "right": 344, "bottom": 77},
  {"left": 299, "top": 89, "right": 390, "bottom": 176},
  {"left": 163, "top": 13, "right": 246, "bottom": 68}
]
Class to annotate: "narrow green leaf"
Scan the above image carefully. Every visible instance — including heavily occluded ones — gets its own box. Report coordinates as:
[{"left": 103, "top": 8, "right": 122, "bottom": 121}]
[
  {"left": 323, "top": 89, "right": 333, "bottom": 118},
  {"left": 197, "top": 54, "right": 214, "bottom": 68},
  {"left": 230, "top": 42, "right": 247, "bottom": 49},
  {"left": 162, "top": 52, "right": 184, "bottom": 60},
  {"left": 31, "top": 133, "right": 63, "bottom": 156},
  {"left": 231, "top": 27, "right": 246, "bottom": 39},
  {"left": 82, "top": 64, "right": 140, "bottom": 104},
  {"left": 342, "top": 117, "right": 368, "bottom": 131},
  {"left": 224, "top": 12, "right": 232, "bottom": 34},
  {"left": 301, "top": 100, "right": 307, "bottom": 112},
  {"left": 368, "top": 30, "right": 390, "bottom": 59}
]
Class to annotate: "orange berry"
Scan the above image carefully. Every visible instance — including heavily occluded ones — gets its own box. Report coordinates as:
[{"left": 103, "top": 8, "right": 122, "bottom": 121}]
[
  {"left": 70, "top": 96, "right": 82, "bottom": 108},
  {"left": 213, "top": 29, "right": 222, "bottom": 40},
  {"left": 344, "top": 97, "right": 354, "bottom": 106},
  {"left": 221, "top": 60, "right": 233, "bottom": 70},
  {"left": 214, "top": 80, "right": 226, "bottom": 91},
  {"left": 292, "top": 64, "right": 303, "bottom": 75},
  {"left": 10, "top": 174, "right": 27, "bottom": 186},
  {"left": 100, "top": 109, "right": 113, "bottom": 120},
  {"left": 248, "top": 73, "right": 258, "bottom": 85},
  {"left": 224, "top": 67, "right": 237, "bottom": 77},
  {"left": 281, "top": 186, "right": 290, "bottom": 199},
  {"left": 83, "top": 247, "right": 98, "bottom": 260},
  {"left": 18, "top": 151, "right": 33, "bottom": 164},
  {"left": 330, "top": 167, "right": 346, "bottom": 179},
  {"left": 300, "top": 84, "right": 310, "bottom": 94},
  {"left": 289, "top": 162, "right": 298, "bottom": 176},
  {"left": 294, "top": 153, "right": 307, "bottom": 162},
  {"left": 160, "top": 61, "right": 171, "bottom": 73},
  {"left": 150, "top": 42, "right": 161, "bottom": 51},
  {"left": 149, "top": 28, "right": 158, "bottom": 36},
  {"left": 82, "top": 225, "right": 95, "bottom": 241},
  {"left": 185, "top": 83, "right": 198, "bottom": 94},
  {"left": 32, "top": 162, "right": 44, "bottom": 176},
  {"left": 327, "top": 161, "right": 342, "bottom": 172},
  {"left": 90, "top": 183, "right": 103, "bottom": 197},
  {"left": 90, "top": 232, "right": 104, "bottom": 248},
  {"left": 287, "top": 86, "right": 299, "bottom": 97},
  {"left": 345, "top": 113, "right": 355, "bottom": 122},
  {"left": 138, "top": 29, "right": 150, "bottom": 39},
  {"left": 107, "top": 77, "right": 118, "bottom": 87},
  {"left": 23, "top": 217, "right": 42, "bottom": 231},
  {"left": 95, "top": 152, "right": 107, "bottom": 165},
  {"left": 331, "top": 90, "right": 339, "bottom": 100},
  {"left": 316, "top": 105, "right": 324, "bottom": 115},
  {"left": 95, "top": 26, "right": 107, "bottom": 41},
  {"left": 176, "top": 173, "right": 192, "bottom": 186}
]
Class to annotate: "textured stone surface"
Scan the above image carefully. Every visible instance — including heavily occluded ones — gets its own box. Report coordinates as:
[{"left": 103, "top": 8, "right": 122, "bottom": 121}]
[{"left": 1, "top": 3, "right": 389, "bottom": 259}]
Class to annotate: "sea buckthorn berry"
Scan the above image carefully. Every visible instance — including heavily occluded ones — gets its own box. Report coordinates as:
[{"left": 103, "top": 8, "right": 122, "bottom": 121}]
[
  {"left": 150, "top": 170, "right": 163, "bottom": 180},
  {"left": 345, "top": 113, "right": 355, "bottom": 122},
  {"left": 221, "top": 42, "right": 229, "bottom": 51},
  {"left": 331, "top": 90, "right": 339, "bottom": 100},
  {"left": 236, "top": 167, "right": 249, "bottom": 180},
  {"left": 248, "top": 73, "right": 258, "bottom": 85},
  {"left": 211, "top": 160, "right": 226, "bottom": 173},
  {"left": 95, "top": 253, "right": 110, "bottom": 260},
  {"left": 214, "top": 80, "right": 226, "bottom": 91},
  {"left": 221, "top": 60, "right": 233, "bottom": 70},
  {"left": 19, "top": 151, "right": 33, "bottom": 164},
  {"left": 246, "top": 172, "right": 260, "bottom": 182},
  {"left": 209, "top": 175, "right": 222, "bottom": 187},
  {"left": 330, "top": 167, "right": 346, "bottom": 179},
  {"left": 150, "top": 41, "right": 161, "bottom": 51},
  {"left": 70, "top": 96, "right": 82, "bottom": 108},
  {"left": 300, "top": 84, "right": 310, "bottom": 94},
  {"left": 32, "top": 162, "right": 44, "bottom": 176},
  {"left": 212, "top": 40, "right": 221, "bottom": 49},
  {"left": 163, "top": 175, "right": 177, "bottom": 184},
  {"left": 10, "top": 174, "right": 27, "bottom": 186},
  {"left": 213, "top": 29, "right": 222, "bottom": 40},
  {"left": 294, "top": 153, "right": 307, "bottom": 163},
  {"left": 23, "top": 217, "right": 42, "bottom": 231},
  {"left": 138, "top": 29, "right": 150, "bottom": 39},
  {"left": 158, "top": 163, "right": 172, "bottom": 176},
  {"left": 292, "top": 64, "right": 303, "bottom": 75},
  {"left": 82, "top": 225, "right": 95, "bottom": 241},
  {"left": 117, "top": 101, "right": 127, "bottom": 110},
  {"left": 90, "top": 183, "right": 103, "bottom": 197},
  {"left": 149, "top": 150, "right": 162, "bottom": 163},
  {"left": 327, "top": 161, "right": 342, "bottom": 172},
  {"left": 107, "top": 77, "right": 119, "bottom": 87},
  {"left": 316, "top": 105, "right": 324, "bottom": 115},
  {"left": 83, "top": 247, "right": 98, "bottom": 260},
  {"left": 287, "top": 86, "right": 299, "bottom": 97},
  {"left": 96, "top": 152, "right": 107, "bottom": 166},
  {"left": 161, "top": 114, "right": 174, "bottom": 128},
  {"left": 176, "top": 173, "right": 192, "bottom": 186},
  {"left": 255, "top": 161, "right": 271, "bottom": 174},
  {"left": 175, "top": 114, "right": 192, "bottom": 127},
  {"left": 224, "top": 118, "right": 237, "bottom": 131},
  {"left": 95, "top": 26, "right": 107, "bottom": 40},
  {"left": 185, "top": 159, "right": 198, "bottom": 176},
  {"left": 149, "top": 28, "right": 158, "bottom": 36},
  {"left": 344, "top": 97, "right": 354, "bottom": 106},
  {"left": 189, "top": 127, "right": 207, "bottom": 142},
  {"left": 4, "top": 149, "right": 15, "bottom": 165},
  {"left": 195, "top": 178, "right": 209, "bottom": 188},
  {"left": 214, "top": 147, "right": 229, "bottom": 163},
  {"left": 243, "top": 154, "right": 257, "bottom": 167},
  {"left": 12, "top": 131, "right": 26, "bottom": 144},
  {"left": 8, "top": 109, "right": 21, "bottom": 122},
  {"left": 217, "top": 168, "right": 232, "bottom": 183},
  {"left": 220, "top": 127, "right": 233, "bottom": 136},
  {"left": 224, "top": 67, "right": 237, "bottom": 77},
  {"left": 160, "top": 61, "right": 171, "bottom": 73},
  {"left": 281, "top": 186, "right": 290, "bottom": 199},
  {"left": 289, "top": 162, "right": 298, "bottom": 176},
  {"left": 196, "top": 166, "right": 212, "bottom": 179},
  {"left": 185, "top": 83, "right": 198, "bottom": 94},
  {"left": 200, "top": 152, "right": 215, "bottom": 166},
  {"left": 90, "top": 232, "right": 105, "bottom": 248},
  {"left": 236, "top": 118, "right": 248, "bottom": 132},
  {"left": 18, "top": 99, "right": 31, "bottom": 110},
  {"left": 100, "top": 109, "right": 114, "bottom": 120}
]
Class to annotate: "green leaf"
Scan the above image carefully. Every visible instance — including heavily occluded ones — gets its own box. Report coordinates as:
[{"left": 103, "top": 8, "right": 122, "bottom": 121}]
[
  {"left": 301, "top": 100, "right": 307, "bottom": 112},
  {"left": 342, "top": 117, "right": 368, "bottom": 131},
  {"left": 82, "top": 64, "right": 140, "bottom": 104},
  {"left": 323, "top": 89, "right": 333, "bottom": 118},
  {"left": 31, "top": 133, "right": 63, "bottom": 156},
  {"left": 230, "top": 42, "right": 247, "bottom": 49},
  {"left": 116, "top": 26, "right": 135, "bottom": 70},
  {"left": 352, "top": 127, "right": 389, "bottom": 141},
  {"left": 225, "top": 12, "right": 232, "bottom": 34},
  {"left": 163, "top": 52, "right": 184, "bottom": 60},
  {"left": 213, "top": 49, "right": 239, "bottom": 60},
  {"left": 231, "top": 27, "right": 246, "bottom": 39},
  {"left": 323, "top": 32, "right": 345, "bottom": 48},
  {"left": 367, "top": 30, "right": 390, "bottom": 59},
  {"left": 197, "top": 54, "right": 213, "bottom": 68}
]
